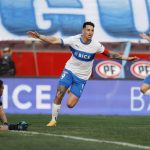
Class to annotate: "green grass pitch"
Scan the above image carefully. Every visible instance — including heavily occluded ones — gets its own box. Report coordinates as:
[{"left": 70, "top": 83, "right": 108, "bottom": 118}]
[{"left": 0, "top": 115, "right": 150, "bottom": 150}]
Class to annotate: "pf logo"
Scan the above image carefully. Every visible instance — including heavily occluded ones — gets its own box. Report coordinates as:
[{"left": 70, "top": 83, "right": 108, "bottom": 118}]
[
  {"left": 95, "top": 61, "right": 122, "bottom": 78},
  {"left": 130, "top": 61, "right": 150, "bottom": 79}
]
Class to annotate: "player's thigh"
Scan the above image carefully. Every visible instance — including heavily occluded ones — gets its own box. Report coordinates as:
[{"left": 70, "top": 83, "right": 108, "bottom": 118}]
[
  {"left": 59, "top": 69, "right": 72, "bottom": 88},
  {"left": 54, "top": 70, "right": 73, "bottom": 103},
  {"left": 66, "top": 81, "right": 86, "bottom": 108},
  {"left": 67, "top": 81, "right": 86, "bottom": 108},
  {"left": 67, "top": 93, "right": 79, "bottom": 108},
  {"left": 70, "top": 79, "right": 86, "bottom": 98}
]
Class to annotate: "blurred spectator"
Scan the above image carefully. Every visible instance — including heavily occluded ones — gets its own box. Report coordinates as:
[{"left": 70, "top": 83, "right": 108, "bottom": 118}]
[{"left": 0, "top": 47, "right": 16, "bottom": 76}]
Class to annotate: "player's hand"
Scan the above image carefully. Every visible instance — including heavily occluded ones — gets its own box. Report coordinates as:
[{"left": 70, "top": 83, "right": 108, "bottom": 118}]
[
  {"left": 27, "top": 31, "right": 40, "bottom": 39},
  {"left": 127, "top": 56, "right": 139, "bottom": 61},
  {"left": 139, "top": 33, "right": 149, "bottom": 40},
  {"left": 0, "top": 125, "right": 8, "bottom": 131}
]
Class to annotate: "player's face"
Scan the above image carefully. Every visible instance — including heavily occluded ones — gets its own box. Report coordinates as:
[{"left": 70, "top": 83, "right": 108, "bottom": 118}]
[
  {"left": 82, "top": 25, "right": 94, "bottom": 40},
  {"left": 0, "top": 85, "right": 4, "bottom": 96}
]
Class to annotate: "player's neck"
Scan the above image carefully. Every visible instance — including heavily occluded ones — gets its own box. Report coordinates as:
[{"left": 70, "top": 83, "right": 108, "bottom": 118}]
[{"left": 81, "top": 36, "right": 91, "bottom": 44}]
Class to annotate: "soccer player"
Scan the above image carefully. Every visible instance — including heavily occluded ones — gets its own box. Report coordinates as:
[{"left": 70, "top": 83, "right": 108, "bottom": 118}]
[
  {"left": 0, "top": 80, "right": 28, "bottom": 131},
  {"left": 28, "top": 21, "right": 138, "bottom": 127},
  {"left": 139, "top": 33, "right": 150, "bottom": 95}
]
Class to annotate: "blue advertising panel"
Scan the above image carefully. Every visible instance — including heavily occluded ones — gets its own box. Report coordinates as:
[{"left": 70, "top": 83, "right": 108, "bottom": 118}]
[{"left": 1, "top": 78, "right": 150, "bottom": 115}]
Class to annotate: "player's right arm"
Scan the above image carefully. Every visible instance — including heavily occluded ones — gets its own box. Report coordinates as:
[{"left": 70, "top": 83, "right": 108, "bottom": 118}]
[
  {"left": 27, "top": 31, "right": 61, "bottom": 44},
  {"left": 139, "top": 33, "right": 150, "bottom": 42},
  {"left": 97, "top": 42, "right": 138, "bottom": 61}
]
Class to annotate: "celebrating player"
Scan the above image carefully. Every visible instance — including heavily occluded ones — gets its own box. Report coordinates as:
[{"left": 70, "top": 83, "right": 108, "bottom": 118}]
[
  {"left": 28, "top": 21, "right": 138, "bottom": 126},
  {"left": 139, "top": 33, "right": 150, "bottom": 95}
]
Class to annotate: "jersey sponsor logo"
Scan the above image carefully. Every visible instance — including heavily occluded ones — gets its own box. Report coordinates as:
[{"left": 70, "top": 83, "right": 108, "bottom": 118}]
[
  {"left": 70, "top": 47, "right": 95, "bottom": 61},
  {"left": 74, "top": 51, "right": 94, "bottom": 61},
  {"left": 130, "top": 61, "right": 150, "bottom": 79},
  {"left": 78, "top": 53, "right": 90, "bottom": 59},
  {"left": 95, "top": 61, "right": 122, "bottom": 78}
]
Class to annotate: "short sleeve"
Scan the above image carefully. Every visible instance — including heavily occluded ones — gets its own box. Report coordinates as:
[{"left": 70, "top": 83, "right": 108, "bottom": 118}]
[
  {"left": 61, "top": 36, "right": 75, "bottom": 47},
  {"left": 97, "top": 41, "right": 105, "bottom": 53}
]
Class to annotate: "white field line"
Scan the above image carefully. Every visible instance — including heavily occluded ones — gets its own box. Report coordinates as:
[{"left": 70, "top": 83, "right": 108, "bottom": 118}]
[{"left": 11, "top": 131, "right": 150, "bottom": 150}]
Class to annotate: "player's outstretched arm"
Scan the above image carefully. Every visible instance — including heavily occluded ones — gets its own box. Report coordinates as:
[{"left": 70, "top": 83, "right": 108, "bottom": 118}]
[
  {"left": 27, "top": 31, "right": 61, "bottom": 44},
  {"left": 105, "top": 51, "right": 139, "bottom": 61},
  {"left": 139, "top": 33, "right": 150, "bottom": 42}
]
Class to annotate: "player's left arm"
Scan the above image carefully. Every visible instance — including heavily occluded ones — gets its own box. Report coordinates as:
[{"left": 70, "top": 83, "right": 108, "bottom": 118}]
[{"left": 103, "top": 49, "right": 139, "bottom": 61}]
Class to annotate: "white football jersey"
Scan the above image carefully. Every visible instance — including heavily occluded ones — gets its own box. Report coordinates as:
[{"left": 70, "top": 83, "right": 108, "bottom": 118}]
[{"left": 61, "top": 34, "right": 105, "bottom": 80}]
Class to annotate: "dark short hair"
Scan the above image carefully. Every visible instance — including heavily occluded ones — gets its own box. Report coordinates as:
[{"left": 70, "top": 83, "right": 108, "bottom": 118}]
[
  {"left": 0, "top": 80, "right": 3, "bottom": 87},
  {"left": 83, "top": 21, "right": 95, "bottom": 28}
]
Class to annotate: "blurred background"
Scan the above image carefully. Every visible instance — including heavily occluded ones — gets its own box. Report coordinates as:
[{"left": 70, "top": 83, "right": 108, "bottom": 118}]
[{"left": 0, "top": 0, "right": 150, "bottom": 115}]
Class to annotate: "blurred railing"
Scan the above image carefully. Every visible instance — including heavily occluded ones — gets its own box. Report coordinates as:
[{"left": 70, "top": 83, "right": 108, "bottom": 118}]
[{"left": 0, "top": 41, "right": 150, "bottom": 78}]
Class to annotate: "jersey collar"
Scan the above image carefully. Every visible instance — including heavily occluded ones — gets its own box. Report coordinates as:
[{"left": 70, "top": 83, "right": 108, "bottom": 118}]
[{"left": 80, "top": 36, "right": 92, "bottom": 45}]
